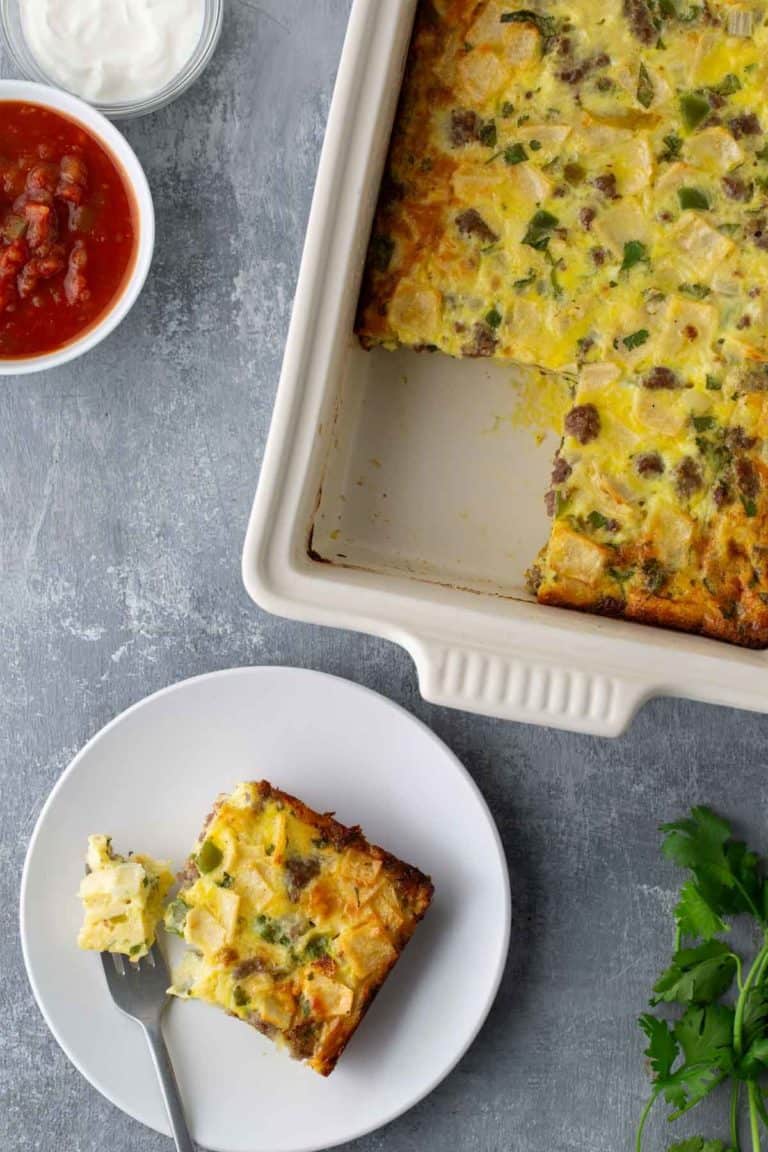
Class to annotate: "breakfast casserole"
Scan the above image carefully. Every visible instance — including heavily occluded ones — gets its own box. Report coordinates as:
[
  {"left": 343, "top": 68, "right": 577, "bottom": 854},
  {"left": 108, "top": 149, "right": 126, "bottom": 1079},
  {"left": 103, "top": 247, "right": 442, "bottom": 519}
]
[
  {"left": 357, "top": 0, "right": 768, "bottom": 646},
  {"left": 165, "top": 781, "right": 434, "bottom": 1075},
  {"left": 77, "top": 834, "right": 174, "bottom": 959}
]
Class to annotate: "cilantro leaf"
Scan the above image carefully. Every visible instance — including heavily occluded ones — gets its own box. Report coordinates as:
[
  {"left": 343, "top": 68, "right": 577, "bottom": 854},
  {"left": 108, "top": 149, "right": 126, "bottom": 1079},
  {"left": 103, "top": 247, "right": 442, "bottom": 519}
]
[
  {"left": 651, "top": 941, "right": 737, "bottom": 1005},
  {"left": 661, "top": 806, "right": 764, "bottom": 923},
  {"left": 674, "top": 881, "right": 729, "bottom": 941},
  {"left": 522, "top": 209, "right": 559, "bottom": 251},
  {"left": 674, "top": 1004, "right": 734, "bottom": 1069},
  {"left": 640, "top": 1013, "right": 679, "bottom": 1079},
  {"left": 662, "top": 1061, "right": 729, "bottom": 1118}
]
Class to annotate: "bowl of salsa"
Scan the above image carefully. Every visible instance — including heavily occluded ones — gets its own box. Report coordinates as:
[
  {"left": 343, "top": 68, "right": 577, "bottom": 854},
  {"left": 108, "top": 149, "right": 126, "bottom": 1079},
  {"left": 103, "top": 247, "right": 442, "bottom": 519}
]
[{"left": 0, "top": 80, "right": 154, "bottom": 374}]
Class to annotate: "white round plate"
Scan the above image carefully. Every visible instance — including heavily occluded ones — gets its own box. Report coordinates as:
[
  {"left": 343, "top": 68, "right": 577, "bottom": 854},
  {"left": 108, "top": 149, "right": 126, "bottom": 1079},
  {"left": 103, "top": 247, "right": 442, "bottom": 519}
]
[{"left": 21, "top": 667, "right": 510, "bottom": 1152}]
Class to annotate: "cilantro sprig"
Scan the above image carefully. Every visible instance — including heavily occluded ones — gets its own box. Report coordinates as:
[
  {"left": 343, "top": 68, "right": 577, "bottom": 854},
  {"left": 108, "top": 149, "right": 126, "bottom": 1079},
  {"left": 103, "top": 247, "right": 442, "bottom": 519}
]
[{"left": 637, "top": 808, "right": 768, "bottom": 1152}]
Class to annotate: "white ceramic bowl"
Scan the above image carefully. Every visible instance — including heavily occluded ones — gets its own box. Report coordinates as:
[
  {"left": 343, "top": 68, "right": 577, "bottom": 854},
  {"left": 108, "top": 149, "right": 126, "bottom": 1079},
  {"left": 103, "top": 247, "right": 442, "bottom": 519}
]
[{"left": 0, "top": 80, "right": 154, "bottom": 376}]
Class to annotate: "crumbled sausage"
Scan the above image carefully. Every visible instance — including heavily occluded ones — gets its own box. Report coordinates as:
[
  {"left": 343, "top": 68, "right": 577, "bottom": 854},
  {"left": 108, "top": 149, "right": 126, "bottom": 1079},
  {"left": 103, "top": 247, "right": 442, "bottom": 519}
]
[
  {"left": 623, "top": 0, "right": 656, "bottom": 44},
  {"left": 642, "top": 366, "right": 680, "bottom": 389},
  {"left": 736, "top": 457, "right": 760, "bottom": 498},
  {"left": 591, "top": 247, "right": 607, "bottom": 266},
  {"left": 722, "top": 175, "right": 753, "bottom": 201},
  {"left": 450, "top": 109, "right": 479, "bottom": 147},
  {"left": 558, "top": 53, "right": 610, "bottom": 85},
  {"left": 726, "top": 426, "right": 758, "bottom": 451},
  {"left": 593, "top": 173, "right": 618, "bottom": 199},
  {"left": 455, "top": 208, "right": 498, "bottom": 244},
  {"left": 461, "top": 321, "right": 499, "bottom": 357},
  {"left": 285, "top": 857, "right": 321, "bottom": 902},
  {"left": 564, "top": 403, "right": 601, "bottom": 444},
  {"left": 713, "top": 480, "right": 732, "bottom": 507},
  {"left": 579, "top": 206, "right": 596, "bottom": 230},
  {"left": 729, "top": 113, "right": 762, "bottom": 139},
  {"left": 635, "top": 452, "right": 665, "bottom": 476},
  {"left": 676, "top": 457, "right": 703, "bottom": 498},
  {"left": 234, "top": 957, "right": 269, "bottom": 980},
  {"left": 544, "top": 489, "right": 557, "bottom": 517},
  {"left": 737, "top": 315, "right": 752, "bottom": 330},
  {"left": 551, "top": 455, "right": 572, "bottom": 484}
]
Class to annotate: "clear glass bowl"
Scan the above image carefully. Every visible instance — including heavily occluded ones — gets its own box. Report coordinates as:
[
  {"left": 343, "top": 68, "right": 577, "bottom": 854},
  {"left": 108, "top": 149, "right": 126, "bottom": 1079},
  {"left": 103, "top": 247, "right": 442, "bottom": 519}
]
[{"left": 0, "top": 0, "right": 223, "bottom": 119}]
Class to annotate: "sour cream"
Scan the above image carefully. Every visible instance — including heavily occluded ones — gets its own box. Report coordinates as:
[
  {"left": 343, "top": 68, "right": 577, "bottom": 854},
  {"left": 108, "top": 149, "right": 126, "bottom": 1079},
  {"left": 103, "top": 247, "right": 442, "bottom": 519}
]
[{"left": 20, "top": 0, "right": 206, "bottom": 104}]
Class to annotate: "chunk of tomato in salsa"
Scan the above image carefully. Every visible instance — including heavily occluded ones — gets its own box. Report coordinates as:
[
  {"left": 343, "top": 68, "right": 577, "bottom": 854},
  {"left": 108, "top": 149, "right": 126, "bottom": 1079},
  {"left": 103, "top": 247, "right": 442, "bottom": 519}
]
[{"left": 0, "top": 102, "right": 137, "bottom": 358}]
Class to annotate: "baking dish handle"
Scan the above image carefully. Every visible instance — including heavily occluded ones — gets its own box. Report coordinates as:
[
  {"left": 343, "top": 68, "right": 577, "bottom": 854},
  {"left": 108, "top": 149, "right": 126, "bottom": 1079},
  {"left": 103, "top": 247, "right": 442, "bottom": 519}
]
[{"left": 408, "top": 636, "right": 652, "bottom": 737}]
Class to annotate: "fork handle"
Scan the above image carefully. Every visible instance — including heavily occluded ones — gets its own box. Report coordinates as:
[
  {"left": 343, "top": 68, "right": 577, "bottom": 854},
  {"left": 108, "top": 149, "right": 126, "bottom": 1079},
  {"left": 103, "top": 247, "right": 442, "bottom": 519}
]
[{"left": 142, "top": 1022, "right": 197, "bottom": 1152}]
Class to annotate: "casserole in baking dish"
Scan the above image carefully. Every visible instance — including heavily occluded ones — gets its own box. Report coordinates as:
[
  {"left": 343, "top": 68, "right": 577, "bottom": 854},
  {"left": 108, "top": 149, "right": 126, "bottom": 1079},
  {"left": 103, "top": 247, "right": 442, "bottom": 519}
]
[
  {"left": 243, "top": 0, "right": 768, "bottom": 735},
  {"left": 357, "top": 0, "right": 768, "bottom": 647}
]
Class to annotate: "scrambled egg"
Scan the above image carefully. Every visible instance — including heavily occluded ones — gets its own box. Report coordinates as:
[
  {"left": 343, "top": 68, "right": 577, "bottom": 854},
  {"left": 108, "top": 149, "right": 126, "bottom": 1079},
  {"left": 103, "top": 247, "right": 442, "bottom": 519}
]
[
  {"left": 166, "top": 781, "right": 433, "bottom": 1076},
  {"left": 357, "top": 0, "right": 768, "bottom": 645},
  {"left": 77, "top": 835, "right": 173, "bottom": 960}
]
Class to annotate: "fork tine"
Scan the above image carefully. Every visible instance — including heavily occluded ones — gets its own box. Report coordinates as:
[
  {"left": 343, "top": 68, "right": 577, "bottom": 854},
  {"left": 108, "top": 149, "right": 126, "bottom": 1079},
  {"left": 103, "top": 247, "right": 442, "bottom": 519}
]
[{"left": 112, "top": 953, "right": 125, "bottom": 977}]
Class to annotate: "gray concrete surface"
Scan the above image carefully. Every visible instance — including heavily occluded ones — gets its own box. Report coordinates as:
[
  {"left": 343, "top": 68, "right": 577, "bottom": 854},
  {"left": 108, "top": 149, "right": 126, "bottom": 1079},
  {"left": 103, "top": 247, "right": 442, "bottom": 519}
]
[{"left": 2, "top": 3, "right": 768, "bottom": 1150}]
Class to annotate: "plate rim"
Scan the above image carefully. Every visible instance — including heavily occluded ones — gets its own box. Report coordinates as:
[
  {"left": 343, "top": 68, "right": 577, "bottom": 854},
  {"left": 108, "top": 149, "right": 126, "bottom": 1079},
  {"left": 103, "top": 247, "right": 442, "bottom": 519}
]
[{"left": 20, "top": 665, "right": 512, "bottom": 1152}]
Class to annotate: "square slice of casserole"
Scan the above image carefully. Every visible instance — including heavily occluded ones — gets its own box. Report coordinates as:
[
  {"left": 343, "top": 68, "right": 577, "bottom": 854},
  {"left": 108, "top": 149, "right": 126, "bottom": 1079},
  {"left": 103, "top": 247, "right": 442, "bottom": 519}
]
[
  {"left": 78, "top": 834, "right": 174, "bottom": 959},
  {"left": 165, "top": 781, "right": 434, "bottom": 1076}
]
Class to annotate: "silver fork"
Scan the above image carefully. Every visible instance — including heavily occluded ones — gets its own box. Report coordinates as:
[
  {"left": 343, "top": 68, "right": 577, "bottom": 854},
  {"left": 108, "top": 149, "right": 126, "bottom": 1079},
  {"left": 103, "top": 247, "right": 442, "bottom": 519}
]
[{"left": 99, "top": 944, "right": 196, "bottom": 1151}]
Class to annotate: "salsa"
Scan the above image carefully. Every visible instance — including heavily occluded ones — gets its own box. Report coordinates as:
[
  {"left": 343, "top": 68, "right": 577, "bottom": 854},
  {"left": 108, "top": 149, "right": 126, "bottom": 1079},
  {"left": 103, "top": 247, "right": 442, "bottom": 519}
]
[{"left": 0, "top": 102, "right": 137, "bottom": 358}]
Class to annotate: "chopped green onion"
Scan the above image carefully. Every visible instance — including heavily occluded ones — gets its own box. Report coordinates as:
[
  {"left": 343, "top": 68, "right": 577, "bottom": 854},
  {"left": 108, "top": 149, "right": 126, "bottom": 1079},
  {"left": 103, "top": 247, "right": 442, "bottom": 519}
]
[{"left": 522, "top": 209, "right": 559, "bottom": 250}]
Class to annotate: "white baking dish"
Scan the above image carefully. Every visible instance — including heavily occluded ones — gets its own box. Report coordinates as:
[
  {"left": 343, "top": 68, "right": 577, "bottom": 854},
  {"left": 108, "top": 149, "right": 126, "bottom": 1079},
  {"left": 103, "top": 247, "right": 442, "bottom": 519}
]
[{"left": 242, "top": 0, "right": 768, "bottom": 737}]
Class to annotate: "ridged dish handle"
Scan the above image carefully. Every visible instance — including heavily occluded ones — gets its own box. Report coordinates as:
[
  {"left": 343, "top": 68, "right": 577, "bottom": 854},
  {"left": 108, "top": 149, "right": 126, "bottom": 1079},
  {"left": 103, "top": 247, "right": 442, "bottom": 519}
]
[{"left": 408, "top": 637, "right": 651, "bottom": 737}]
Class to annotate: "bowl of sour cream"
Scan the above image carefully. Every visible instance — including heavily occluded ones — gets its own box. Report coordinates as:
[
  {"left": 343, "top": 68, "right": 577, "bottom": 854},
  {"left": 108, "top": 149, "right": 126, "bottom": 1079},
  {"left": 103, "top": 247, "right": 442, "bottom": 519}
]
[{"left": 0, "top": 0, "right": 223, "bottom": 118}]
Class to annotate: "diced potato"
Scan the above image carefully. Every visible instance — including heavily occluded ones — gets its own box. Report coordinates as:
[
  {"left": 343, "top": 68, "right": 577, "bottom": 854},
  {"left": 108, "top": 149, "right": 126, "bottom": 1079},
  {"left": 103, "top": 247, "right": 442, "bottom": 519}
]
[
  {"left": 616, "top": 137, "right": 654, "bottom": 195},
  {"left": 656, "top": 295, "right": 718, "bottom": 360},
  {"left": 237, "top": 862, "right": 274, "bottom": 911},
  {"left": 207, "top": 886, "right": 240, "bottom": 942},
  {"left": 339, "top": 920, "right": 397, "bottom": 979},
  {"left": 685, "top": 127, "right": 744, "bottom": 174},
  {"left": 579, "top": 362, "right": 622, "bottom": 389},
  {"left": 633, "top": 388, "right": 688, "bottom": 436},
  {"left": 468, "top": 1, "right": 541, "bottom": 64},
  {"left": 593, "top": 203, "right": 651, "bottom": 250},
  {"left": 185, "top": 907, "right": 227, "bottom": 955},
  {"left": 644, "top": 503, "right": 694, "bottom": 569},
  {"left": 510, "top": 161, "right": 554, "bottom": 203},
  {"left": 545, "top": 522, "right": 608, "bottom": 586},
  {"left": 457, "top": 46, "right": 508, "bottom": 103},
  {"left": 653, "top": 162, "right": 699, "bottom": 196},
  {"left": 304, "top": 973, "right": 354, "bottom": 1019},
  {"left": 388, "top": 281, "right": 442, "bottom": 338},
  {"left": 340, "top": 850, "right": 382, "bottom": 887},
  {"left": 253, "top": 987, "right": 296, "bottom": 1031},
  {"left": 370, "top": 884, "right": 407, "bottom": 935}
]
